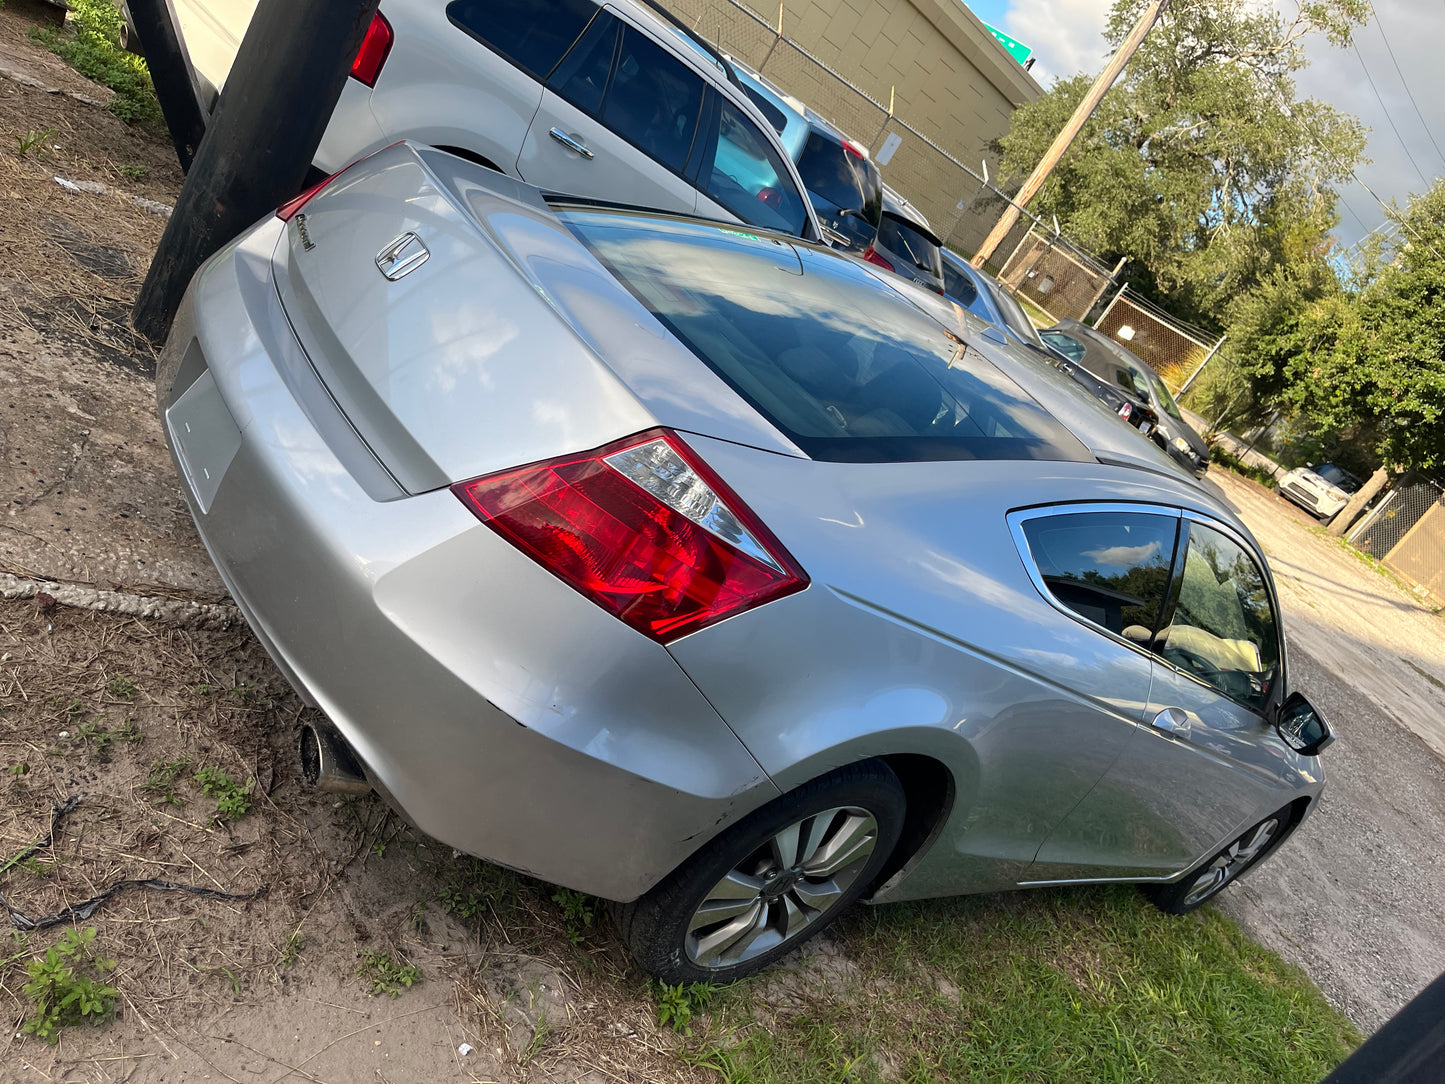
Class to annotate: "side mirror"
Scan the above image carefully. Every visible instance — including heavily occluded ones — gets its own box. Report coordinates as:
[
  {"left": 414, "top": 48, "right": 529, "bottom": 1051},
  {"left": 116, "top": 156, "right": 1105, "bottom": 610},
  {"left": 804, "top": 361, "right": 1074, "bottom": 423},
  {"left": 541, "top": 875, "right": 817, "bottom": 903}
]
[{"left": 1275, "top": 691, "right": 1334, "bottom": 756}]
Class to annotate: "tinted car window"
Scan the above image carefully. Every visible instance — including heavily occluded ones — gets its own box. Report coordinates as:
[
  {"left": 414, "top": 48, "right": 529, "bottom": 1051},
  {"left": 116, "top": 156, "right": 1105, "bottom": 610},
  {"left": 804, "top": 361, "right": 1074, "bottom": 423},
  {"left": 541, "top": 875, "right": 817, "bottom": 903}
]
[
  {"left": 1143, "top": 365, "right": 1183, "bottom": 420},
  {"left": 1040, "top": 330, "right": 1085, "bottom": 363},
  {"left": 561, "top": 211, "right": 1092, "bottom": 464},
  {"left": 877, "top": 215, "right": 942, "bottom": 277},
  {"left": 796, "top": 132, "right": 881, "bottom": 224},
  {"left": 1165, "top": 522, "right": 1279, "bottom": 711},
  {"left": 602, "top": 27, "right": 706, "bottom": 174},
  {"left": 942, "top": 260, "right": 977, "bottom": 306},
  {"left": 1021, "top": 512, "right": 1178, "bottom": 636},
  {"left": 702, "top": 99, "right": 809, "bottom": 236},
  {"left": 739, "top": 84, "right": 788, "bottom": 136},
  {"left": 1316, "top": 464, "right": 1360, "bottom": 491},
  {"left": 548, "top": 12, "right": 616, "bottom": 114},
  {"left": 447, "top": 0, "right": 598, "bottom": 79}
]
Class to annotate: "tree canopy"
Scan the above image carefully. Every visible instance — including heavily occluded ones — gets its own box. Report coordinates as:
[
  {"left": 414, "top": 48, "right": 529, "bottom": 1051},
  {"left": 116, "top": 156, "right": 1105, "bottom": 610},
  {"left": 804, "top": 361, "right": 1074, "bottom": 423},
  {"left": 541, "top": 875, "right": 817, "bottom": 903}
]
[
  {"left": 1232, "top": 184, "right": 1445, "bottom": 473},
  {"left": 998, "top": 0, "right": 1368, "bottom": 329}
]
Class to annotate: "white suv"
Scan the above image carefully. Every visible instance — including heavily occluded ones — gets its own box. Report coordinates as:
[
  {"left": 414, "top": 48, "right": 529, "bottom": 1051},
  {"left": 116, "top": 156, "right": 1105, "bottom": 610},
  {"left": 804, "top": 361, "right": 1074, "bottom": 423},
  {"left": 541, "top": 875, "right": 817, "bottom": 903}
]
[{"left": 145, "top": 0, "right": 823, "bottom": 239}]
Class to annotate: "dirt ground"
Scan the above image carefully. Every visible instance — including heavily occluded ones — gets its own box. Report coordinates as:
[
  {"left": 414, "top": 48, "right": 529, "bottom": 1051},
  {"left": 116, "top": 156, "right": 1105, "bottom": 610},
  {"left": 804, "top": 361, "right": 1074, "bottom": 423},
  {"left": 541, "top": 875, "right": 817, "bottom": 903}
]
[{"left": 2, "top": 9, "right": 1444, "bottom": 1077}]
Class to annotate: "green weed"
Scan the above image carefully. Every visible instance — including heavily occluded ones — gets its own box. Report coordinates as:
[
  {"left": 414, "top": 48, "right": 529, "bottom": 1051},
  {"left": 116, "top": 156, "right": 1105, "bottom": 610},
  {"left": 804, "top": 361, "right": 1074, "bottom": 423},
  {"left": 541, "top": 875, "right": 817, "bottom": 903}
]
[
  {"left": 193, "top": 766, "right": 252, "bottom": 820},
  {"left": 655, "top": 981, "right": 717, "bottom": 1036},
  {"left": 21, "top": 927, "right": 117, "bottom": 1044},
  {"left": 358, "top": 951, "right": 420, "bottom": 999},
  {"left": 142, "top": 756, "right": 191, "bottom": 805},
  {"left": 16, "top": 127, "right": 55, "bottom": 158},
  {"left": 116, "top": 162, "right": 147, "bottom": 181},
  {"left": 551, "top": 888, "right": 597, "bottom": 945},
  {"left": 280, "top": 931, "right": 303, "bottom": 968},
  {"left": 105, "top": 675, "right": 137, "bottom": 699}
]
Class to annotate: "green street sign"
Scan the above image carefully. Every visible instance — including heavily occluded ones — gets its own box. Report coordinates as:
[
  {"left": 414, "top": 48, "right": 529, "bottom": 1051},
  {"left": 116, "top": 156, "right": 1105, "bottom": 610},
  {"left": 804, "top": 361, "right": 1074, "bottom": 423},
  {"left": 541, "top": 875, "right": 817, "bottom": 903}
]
[{"left": 984, "top": 23, "right": 1032, "bottom": 66}]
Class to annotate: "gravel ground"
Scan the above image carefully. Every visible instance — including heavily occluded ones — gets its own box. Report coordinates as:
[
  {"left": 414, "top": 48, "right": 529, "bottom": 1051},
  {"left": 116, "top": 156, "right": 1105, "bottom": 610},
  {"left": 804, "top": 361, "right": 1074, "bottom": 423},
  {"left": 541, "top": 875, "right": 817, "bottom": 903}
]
[{"left": 1204, "top": 470, "right": 1445, "bottom": 1032}]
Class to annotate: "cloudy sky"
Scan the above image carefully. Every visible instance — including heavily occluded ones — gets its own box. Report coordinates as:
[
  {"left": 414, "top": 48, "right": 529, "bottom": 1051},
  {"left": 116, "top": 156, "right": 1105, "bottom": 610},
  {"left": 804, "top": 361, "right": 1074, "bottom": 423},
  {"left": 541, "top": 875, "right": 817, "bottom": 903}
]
[{"left": 963, "top": 0, "right": 1445, "bottom": 248}]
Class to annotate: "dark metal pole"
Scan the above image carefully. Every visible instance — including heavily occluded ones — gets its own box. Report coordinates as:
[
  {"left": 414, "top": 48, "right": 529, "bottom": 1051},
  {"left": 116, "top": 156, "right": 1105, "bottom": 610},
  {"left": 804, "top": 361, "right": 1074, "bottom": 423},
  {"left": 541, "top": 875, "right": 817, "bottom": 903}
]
[
  {"left": 1323, "top": 969, "right": 1445, "bottom": 1082},
  {"left": 132, "top": 0, "right": 380, "bottom": 343},
  {"left": 125, "top": 0, "right": 207, "bottom": 170}
]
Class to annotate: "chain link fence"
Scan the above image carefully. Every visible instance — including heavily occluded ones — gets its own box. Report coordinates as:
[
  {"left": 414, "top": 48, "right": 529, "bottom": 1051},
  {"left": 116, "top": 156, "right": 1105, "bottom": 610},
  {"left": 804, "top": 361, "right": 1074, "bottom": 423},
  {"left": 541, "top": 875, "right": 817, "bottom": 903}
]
[
  {"left": 1347, "top": 475, "right": 1445, "bottom": 602},
  {"left": 667, "top": 0, "right": 1121, "bottom": 322},
  {"left": 1094, "top": 288, "right": 1223, "bottom": 389}
]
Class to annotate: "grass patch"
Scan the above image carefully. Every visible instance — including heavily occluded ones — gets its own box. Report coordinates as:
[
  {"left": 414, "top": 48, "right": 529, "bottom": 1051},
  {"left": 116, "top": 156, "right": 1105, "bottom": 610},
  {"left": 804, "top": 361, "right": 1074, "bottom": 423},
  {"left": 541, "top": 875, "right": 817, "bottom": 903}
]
[
  {"left": 30, "top": 0, "right": 162, "bottom": 124},
  {"left": 685, "top": 886, "right": 1359, "bottom": 1082},
  {"left": 193, "top": 765, "right": 253, "bottom": 820},
  {"left": 1210, "top": 444, "right": 1279, "bottom": 490}
]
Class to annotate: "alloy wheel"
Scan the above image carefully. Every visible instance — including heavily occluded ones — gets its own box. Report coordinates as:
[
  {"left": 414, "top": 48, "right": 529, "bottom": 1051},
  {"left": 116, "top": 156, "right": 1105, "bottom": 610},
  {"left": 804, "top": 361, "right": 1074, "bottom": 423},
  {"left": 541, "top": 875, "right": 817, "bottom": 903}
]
[
  {"left": 685, "top": 806, "right": 879, "bottom": 969},
  {"left": 1181, "top": 816, "right": 1282, "bottom": 908}
]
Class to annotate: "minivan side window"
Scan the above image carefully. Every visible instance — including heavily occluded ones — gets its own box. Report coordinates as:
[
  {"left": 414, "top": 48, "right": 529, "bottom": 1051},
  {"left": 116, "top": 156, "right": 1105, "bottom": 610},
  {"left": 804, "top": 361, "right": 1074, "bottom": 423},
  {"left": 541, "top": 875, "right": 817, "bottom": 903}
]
[
  {"left": 702, "top": 99, "right": 809, "bottom": 236},
  {"left": 1162, "top": 522, "right": 1279, "bottom": 712},
  {"left": 1020, "top": 512, "right": 1179, "bottom": 637},
  {"left": 447, "top": 0, "right": 600, "bottom": 80},
  {"left": 548, "top": 11, "right": 618, "bottom": 115},
  {"left": 602, "top": 26, "right": 706, "bottom": 174}
]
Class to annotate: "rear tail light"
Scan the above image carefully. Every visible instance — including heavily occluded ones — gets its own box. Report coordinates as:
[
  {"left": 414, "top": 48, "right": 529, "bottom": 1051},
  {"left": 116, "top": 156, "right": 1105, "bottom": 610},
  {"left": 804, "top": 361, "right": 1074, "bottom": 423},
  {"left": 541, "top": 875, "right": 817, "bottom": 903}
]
[
  {"left": 276, "top": 173, "right": 335, "bottom": 221},
  {"left": 1117, "top": 402, "right": 1133, "bottom": 421},
  {"left": 862, "top": 245, "right": 894, "bottom": 272},
  {"left": 843, "top": 140, "right": 866, "bottom": 159},
  {"left": 452, "top": 430, "right": 808, "bottom": 643},
  {"left": 350, "top": 12, "right": 394, "bottom": 87}
]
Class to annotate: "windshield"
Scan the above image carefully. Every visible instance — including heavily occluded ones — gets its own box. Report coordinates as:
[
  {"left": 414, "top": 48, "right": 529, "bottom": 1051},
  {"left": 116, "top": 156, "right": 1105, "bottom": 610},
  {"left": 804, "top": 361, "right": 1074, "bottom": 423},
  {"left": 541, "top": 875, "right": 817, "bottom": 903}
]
[
  {"left": 877, "top": 214, "right": 942, "bottom": 277},
  {"left": 1316, "top": 464, "right": 1360, "bottom": 491},
  {"left": 796, "top": 132, "right": 882, "bottom": 225},
  {"left": 561, "top": 210, "right": 1091, "bottom": 464},
  {"left": 985, "top": 279, "right": 1045, "bottom": 348}
]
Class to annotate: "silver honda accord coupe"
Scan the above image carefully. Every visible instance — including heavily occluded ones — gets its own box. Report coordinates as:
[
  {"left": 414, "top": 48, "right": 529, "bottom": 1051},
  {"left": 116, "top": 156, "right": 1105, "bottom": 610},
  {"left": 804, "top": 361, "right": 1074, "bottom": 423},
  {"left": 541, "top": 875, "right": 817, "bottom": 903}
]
[{"left": 157, "top": 143, "right": 1333, "bottom": 983}]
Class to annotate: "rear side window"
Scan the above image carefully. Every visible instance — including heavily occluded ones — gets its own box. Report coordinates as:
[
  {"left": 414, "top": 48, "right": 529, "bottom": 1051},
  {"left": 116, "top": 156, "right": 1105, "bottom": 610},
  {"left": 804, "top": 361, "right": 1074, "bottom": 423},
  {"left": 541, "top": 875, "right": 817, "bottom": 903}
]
[
  {"left": 878, "top": 215, "right": 942, "bottom": 277},
  {"left": 1020, "top": 511, "right": 1179, "bottom": 637},
  {"left": 602, "top": 26, "right": 706, "bottom": 174},
  {"left": 548, "top": 12, "right": 617, "bottom": 115},
  {"left": 1040, "top": 330, "right": 1085, "bottom": 362},
  {"left": 702, "top": 99, "right": 808, "bottom": 236},
  {"left": 447, "top": 0, "right": 598, "bottom": 79}
]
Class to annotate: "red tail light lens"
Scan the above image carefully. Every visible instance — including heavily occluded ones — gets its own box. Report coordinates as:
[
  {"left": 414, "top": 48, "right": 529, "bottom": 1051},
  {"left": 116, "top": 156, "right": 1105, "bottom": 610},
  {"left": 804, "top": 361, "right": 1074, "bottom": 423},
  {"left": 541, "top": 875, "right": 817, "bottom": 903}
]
[
  {"left": 452, "top": 430, "right": 808, "bottom": 643},
  {"left": 276, "top": 174, "right": 334, "bottom": 221},
  {"left": 1117, "top": 402, "right": 1133, "bottom": 421},
  {"left": 862, "top": 245, "right": 894, "bottom": 273},
  {"left": 350, "top": 12, "right": 394, "bottom": 87},
  {"left": 843, "top": 140, "right": 866, "bottom": 159}
]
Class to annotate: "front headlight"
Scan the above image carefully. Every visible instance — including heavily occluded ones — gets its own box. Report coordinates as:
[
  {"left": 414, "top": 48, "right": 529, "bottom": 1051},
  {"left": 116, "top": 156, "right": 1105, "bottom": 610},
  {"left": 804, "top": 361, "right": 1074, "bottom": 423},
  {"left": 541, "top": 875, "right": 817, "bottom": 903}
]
[{"left": 1172, "top": 436, "right": 1191, "bottom": 453}]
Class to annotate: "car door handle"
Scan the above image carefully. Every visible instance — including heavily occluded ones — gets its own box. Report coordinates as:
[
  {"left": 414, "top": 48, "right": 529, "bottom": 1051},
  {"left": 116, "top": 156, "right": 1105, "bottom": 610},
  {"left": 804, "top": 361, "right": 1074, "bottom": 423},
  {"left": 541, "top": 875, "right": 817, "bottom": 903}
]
[
  {"left": 548, "top": 128, "right": 594, "bottom": 160},
  {"left": 1151, "top": 707, "right": 1191, "bottom": 737}
]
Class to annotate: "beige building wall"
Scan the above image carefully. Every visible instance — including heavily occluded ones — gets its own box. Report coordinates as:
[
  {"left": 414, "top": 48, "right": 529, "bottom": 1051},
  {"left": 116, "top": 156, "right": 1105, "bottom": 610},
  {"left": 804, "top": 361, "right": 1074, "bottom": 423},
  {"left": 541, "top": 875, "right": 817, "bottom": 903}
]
[{"left": 729, "top": 0, "right": 1040, "bottom": 163}]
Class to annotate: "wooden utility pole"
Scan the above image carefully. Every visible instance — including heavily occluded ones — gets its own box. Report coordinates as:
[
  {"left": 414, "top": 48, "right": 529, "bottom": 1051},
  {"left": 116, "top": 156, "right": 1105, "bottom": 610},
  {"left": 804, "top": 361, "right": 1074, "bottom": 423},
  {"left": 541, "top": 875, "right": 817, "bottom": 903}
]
[
  {"left": 133, "top": 0, "right": 381, "bottom": 342},
  {"left": 971, "top": 0, "right": 1168, "bottom": 269}
]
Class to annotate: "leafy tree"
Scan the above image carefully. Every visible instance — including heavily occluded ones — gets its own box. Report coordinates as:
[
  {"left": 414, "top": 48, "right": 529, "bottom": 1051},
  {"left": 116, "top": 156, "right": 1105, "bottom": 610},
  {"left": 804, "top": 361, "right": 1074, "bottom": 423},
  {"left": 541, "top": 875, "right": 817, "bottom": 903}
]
[{"left": 998, "top": 0, "right": 1367, "bottom": 328}]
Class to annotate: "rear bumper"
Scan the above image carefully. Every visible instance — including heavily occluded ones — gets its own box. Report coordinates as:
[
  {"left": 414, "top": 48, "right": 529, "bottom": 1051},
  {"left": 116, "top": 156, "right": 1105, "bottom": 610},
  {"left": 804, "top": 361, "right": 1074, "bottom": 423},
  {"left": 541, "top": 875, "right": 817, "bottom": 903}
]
[{"left": 156, "top": 218, "right": 778, "bottom": 901}]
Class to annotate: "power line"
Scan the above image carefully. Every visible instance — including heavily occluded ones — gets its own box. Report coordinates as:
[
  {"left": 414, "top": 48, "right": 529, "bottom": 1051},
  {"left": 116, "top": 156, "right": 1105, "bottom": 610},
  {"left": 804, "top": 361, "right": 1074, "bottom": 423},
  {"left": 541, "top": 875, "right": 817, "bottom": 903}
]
[
  {"left": 1351, "top": 39, "right": 1430, "bottom": 189},
  {"left": 1367, "top": 0, "right": 1445, "bottom": 172}
]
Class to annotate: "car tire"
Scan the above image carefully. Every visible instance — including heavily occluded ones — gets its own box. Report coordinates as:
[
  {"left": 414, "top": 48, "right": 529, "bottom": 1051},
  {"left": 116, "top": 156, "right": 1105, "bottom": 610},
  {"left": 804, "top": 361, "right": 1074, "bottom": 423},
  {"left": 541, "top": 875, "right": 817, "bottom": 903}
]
[
  {"left": 613, "top": 759, "right": 905, "bottom": 984},
  {"left": 1143, "top": 808, "right": 1293, "bottom": 915}
]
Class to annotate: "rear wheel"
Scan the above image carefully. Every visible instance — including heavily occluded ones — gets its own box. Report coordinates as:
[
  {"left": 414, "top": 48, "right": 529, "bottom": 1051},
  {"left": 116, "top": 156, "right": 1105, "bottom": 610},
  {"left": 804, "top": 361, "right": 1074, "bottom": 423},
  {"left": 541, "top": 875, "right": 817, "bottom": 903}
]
[
  {"left": 1144, "top": 809, "right": 1289, "bottom": 915},
  {"left": 614, "top": 760, "right": 905, "bottom": 984}
]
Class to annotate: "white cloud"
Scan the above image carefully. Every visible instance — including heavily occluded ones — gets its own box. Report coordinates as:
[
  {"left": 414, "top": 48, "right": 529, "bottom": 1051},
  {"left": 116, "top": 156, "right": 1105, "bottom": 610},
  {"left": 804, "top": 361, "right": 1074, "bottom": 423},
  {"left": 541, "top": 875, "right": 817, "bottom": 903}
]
[{"left": 1002, "top": 0, "right": 1113, "bottom": 85}]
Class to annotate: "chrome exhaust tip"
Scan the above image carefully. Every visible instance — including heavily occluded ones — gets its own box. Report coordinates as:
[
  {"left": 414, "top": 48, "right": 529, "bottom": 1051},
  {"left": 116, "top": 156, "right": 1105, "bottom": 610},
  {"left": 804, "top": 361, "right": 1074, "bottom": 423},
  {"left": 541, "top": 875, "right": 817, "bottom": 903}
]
[{"left": 299, "top": 722, "right": 372, "bottom": 796}]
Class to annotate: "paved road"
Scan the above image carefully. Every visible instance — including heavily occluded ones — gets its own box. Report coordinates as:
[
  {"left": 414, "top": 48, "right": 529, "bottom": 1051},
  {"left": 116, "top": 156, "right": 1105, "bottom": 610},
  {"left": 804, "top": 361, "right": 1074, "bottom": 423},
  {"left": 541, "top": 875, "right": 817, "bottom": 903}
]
[{"left": 1204, "top": 470, "right": 1445, "bottom": 1031}]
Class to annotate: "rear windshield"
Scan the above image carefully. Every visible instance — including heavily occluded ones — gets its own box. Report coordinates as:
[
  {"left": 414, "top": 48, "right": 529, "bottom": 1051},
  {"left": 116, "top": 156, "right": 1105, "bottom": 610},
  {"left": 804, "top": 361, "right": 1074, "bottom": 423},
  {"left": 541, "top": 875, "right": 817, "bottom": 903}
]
[
  {"left": 560, "top": 210, "right": 1090, "bottom": 464},
  {"left": 796, "top": 132, "right": 882, "bottom": 224},
  {"left": 878, "top": 214, "right": 941, "bottom": 277},
  {"left": 1040, "top": 330, "right": 1085, "bottom": 363}
]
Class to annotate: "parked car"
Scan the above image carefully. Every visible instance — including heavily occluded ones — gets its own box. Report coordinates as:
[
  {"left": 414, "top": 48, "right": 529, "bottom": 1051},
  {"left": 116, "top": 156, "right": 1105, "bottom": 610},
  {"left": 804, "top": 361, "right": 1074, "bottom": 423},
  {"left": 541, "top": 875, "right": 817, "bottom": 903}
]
[
  {"left": 727, "top": 59, "right": 883, "bottom": 252},
  {"left": 940, "top": 251, "right": 1159, "bottom": 436},
  {"left": 158, "top": 143, "right": 1334, "bottom": 984},
  {"left": 861, "top": 187, "right": 945, "bottom": 293},
  {"left": 1279, "top": 463, "right": 1362, "bottom": 520},
  {"left": 135, "top": 0, "right": 822, "bottom": 240},
  {"left": 1042, "top": 319, "right": 1210, "bottom": 475}
]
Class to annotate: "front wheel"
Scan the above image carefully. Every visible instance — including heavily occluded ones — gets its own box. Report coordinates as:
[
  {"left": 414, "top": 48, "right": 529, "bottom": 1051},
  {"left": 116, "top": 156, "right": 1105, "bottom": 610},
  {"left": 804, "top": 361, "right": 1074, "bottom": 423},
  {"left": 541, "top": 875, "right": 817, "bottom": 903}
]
[
  {"left": 1144, "top": 809, "right": 1290, "bottom": 915},
  {"left": 614, "top": 760, "right": 905, "bottom": 984}
]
